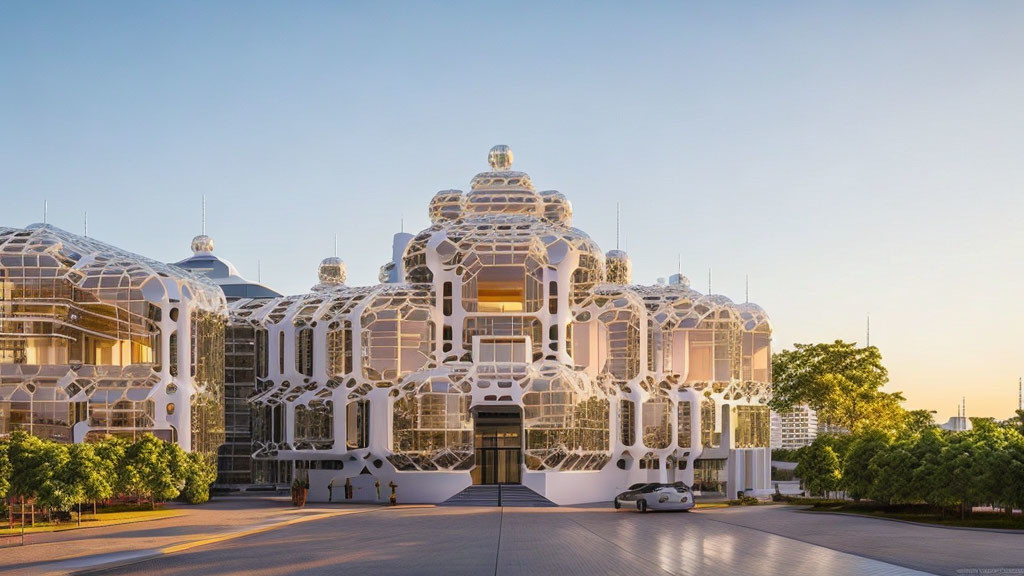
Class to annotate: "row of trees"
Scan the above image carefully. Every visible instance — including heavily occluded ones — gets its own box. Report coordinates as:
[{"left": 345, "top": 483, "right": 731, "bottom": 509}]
[
  {"left": 794, "top": 420, "right": 1024, "bottom": 518},
  {"left": 0, "top": 432, "right": 217, "bottom": 525}
]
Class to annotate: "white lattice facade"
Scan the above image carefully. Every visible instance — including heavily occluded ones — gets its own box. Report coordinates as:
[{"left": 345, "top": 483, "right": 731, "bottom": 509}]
[
  {"left": 0, "top": 224, "right": 228, "bottom": 455},
  {"left": 237, "top": 146, "right": 773, "bottom": 504}
]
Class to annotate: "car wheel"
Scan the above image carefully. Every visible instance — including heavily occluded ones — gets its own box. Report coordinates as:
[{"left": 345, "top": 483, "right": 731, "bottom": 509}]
[
  {"left": 613, "top": 498, "right": 621, "bottom": 510},
  {"left": 638, "top": 499, "right": 648, "bottom": 513}
]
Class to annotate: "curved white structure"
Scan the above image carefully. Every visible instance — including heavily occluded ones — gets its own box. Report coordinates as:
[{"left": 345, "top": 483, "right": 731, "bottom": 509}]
[
  {"left": 0, "top": 224, "right": 227, "bottom": 455},
  {"left": 235, "top": 147, "right": 773, "bottom": 504}
]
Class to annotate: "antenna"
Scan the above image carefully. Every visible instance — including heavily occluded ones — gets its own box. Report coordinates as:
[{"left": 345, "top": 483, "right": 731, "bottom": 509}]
[
  {"left": 43, "top": 200, "right": 48, "bottom": 224},
  {"left": 745, "top": 274, "right": 749, "bottom": 303},
  {"left": 677, "top": 254, "right": 682, "bottom": 277},
  {"left": 201, "top": 195, "right": 206, "bottom": 235},
  {"left": 257, "top": 260, "right": 262, "bottom": 283},
  {"left": 615, "top": 203, "right": 620, "bottom": 251},
  {"left": 866, "top": 314, "right": 871, "bottom": 348},
  {"left": 334, "top": 234, "right": 338, "bottom": 257},
  {"left": 401, "top": 213, "right": 404, "bottom": 234},
  {"left": 708, "top": 267, "right": 712, "bottom": 294},
  {"left": 1019, "top": 377, "right": 1022, "bottom": 411},
  {"left": 84, "top": 212, "right": 88, "bottom": 237}
]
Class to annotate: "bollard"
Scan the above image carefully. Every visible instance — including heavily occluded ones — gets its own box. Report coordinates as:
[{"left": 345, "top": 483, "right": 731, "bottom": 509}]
[{"left": 389, "top": 481, "right": 397, "bottom": 506}]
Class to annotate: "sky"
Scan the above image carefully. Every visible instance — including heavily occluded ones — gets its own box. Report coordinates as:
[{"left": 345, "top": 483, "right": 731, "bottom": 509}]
[{"left": 2, "top": 2, "right": 1022, "bottom": 421}]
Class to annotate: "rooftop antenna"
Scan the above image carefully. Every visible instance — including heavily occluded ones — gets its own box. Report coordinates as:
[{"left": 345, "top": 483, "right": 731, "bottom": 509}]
[
  {"left": 745, "top": 274, "right": 749, "bottom": 303},
  {"left": 678, "top": 253, "right": 682, "bottom": 277},
  {"left": 257, "top": 260, "right": 262, "bottom": 283},
  {"left": 201, "top": 195, "right": 206, "bottom": 235},
  {"left": 866, "top": 314, "right": 871, "bottom": 348},
  {"left": 708, "top": 267, "right": 712, "bottom": 295},
  {"left": 333, "top": 234, "right": 338, "bottom": 257},
  {"left": 1019, "top": 377, "right": 1022, "bottom": 411},
  {"left": 615, "top": 203, "right": 620, "bottom": 251},
  {"left": 43, "top": 200, "right": 48, "bottom": 225},
  {"left": 83, "top": 212, "right": 88, "bottom": 237}
]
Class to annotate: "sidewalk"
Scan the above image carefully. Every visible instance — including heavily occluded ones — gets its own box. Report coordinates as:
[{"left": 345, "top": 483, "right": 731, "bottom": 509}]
[{"left": 0, "top": 498, "right": 378, "bottom": 576}]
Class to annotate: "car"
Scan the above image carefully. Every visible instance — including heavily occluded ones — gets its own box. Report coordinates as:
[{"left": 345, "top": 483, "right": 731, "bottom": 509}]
[{"left": 613, "top": 482, "right": 695, "bottom": 512}]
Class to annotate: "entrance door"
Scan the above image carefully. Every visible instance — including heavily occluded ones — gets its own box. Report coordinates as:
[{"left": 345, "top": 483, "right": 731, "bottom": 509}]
[{"left": 472, "top": 409, "right": 522, "bottom": 484}]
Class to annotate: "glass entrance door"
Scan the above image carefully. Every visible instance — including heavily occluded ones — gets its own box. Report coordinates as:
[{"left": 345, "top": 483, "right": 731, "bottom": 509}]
[{"left": 472, "top": 409, "right": 522, "bottom": 484}]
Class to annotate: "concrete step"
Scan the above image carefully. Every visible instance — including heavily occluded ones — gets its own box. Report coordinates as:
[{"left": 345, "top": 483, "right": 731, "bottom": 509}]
[{"left": 442, "top": 485, "right": 557, "bottom": 507}]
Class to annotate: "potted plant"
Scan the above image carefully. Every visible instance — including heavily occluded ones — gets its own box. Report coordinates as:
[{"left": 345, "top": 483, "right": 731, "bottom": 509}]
[{"left": 291, "top": 476, "right": 309, "bottom": 507}]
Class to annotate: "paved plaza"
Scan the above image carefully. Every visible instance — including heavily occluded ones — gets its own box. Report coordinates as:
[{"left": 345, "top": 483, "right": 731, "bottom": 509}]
[{"left": 2, "top": 500, "right": 1022, "bottom": 576}]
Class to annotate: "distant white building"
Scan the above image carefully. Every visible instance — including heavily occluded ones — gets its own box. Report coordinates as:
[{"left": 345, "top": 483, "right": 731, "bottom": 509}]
[{"left": 771, "top": 405, "right": 818, "bottom": 450}]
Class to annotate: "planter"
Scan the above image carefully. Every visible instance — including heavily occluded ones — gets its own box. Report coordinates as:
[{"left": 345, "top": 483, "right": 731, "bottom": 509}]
[{"left": 291, "top": 488, "right": 308, "bottom": 507}]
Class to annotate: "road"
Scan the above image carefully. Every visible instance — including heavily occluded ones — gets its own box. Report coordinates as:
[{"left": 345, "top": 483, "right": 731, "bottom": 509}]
[{"left": 81, "top": 504, "right": 1023, "bottom": 576}]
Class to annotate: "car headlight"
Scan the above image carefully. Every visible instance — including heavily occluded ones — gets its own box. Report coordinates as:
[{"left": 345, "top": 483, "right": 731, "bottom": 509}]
[{"left": 681, "top": 496, "right": 688, "bottom": 502}]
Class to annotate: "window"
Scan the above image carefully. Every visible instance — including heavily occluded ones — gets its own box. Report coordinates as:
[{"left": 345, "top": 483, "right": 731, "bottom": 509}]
[
  {"left": 327, "top": 328, "right": 348, "bottom": 376},
  {"left": 442, "top": 282, "right": 453, "bottom": 316},
  {"left": 677, "top": 401, "right": 692, "bottom": 448},
  {"left": 735, "top": 405, "right": 770, "bottom": 448},
  {"left": 296, "top": 327, "right": 313, "bottom": 377},
  {"left": 346, "top": 399, "right": 370, "bottom": 450},
  {"left": 255, "top": 328, "right": 268, "bottom": 379},
  {"left": 476, "top": 337, "right": 528, "bottom": 363},
  {"left": 278, "top": 332, "right": 285, "bottom": 375},
  {"left": 548, "top": 281, "right": 558, "bottom": 315},
  {"left": 642, "top": 397, "right": 671, "bottom": 449},
  {"left": 620, "top": 399, "right": 636, "bottom": 446},
  {"left": 701, "top": 399, "right": 719, "bottom": 448},
  {"left": 476, "top": 266, "right": 526, "bottom": 312}
]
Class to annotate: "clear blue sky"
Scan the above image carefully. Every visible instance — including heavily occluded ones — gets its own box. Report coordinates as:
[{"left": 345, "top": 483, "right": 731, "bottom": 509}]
[{"left": 3, "top": 2, "right": 1022, "bottom": 420}]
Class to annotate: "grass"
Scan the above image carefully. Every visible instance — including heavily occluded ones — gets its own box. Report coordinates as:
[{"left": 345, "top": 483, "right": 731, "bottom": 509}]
[
  {"left": 0, "top": 505, "right": 184, "bottom": 535},
  {"left": 791, "top": 499, "right": 1024, "bottom": 530}
]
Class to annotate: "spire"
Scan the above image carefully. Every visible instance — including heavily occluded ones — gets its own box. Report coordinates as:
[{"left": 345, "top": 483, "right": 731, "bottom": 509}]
[
  {"left": 202, "top": 195, "right": 206, "bottom": 235},
  {"left": 708, "top": 267, "right": 712, "bottom": 295},
  {"left": 745, "top": 274, "right": 749, "bottom": 303},
  {"left": 334, "top": 234, "right": 338, "bottom": 257},
  {"left": 257, "top": 260, "right": 262, "bottom": 283},
  {"left": 615, "top": 203, "right": 620, "bottom": 251},
  {"left": 84, "top": 212, "right": 88, "bottom": 237},
  {"left": 43, "top": 200, "right": 48, "bottom": 224}
]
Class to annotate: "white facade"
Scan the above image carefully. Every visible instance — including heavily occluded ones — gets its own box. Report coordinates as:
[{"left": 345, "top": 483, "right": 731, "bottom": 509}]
[
  {"left": 235, "top": 146, "right": 774, "bottom": 504},
  {"left": 771, "top": 405, "right": 818, "bottom": 450}
]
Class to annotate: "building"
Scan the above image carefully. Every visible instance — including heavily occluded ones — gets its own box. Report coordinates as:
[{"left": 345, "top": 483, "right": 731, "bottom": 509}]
[
  {"left": 174, "top": 234, "right": 281, "bottom": 484},
  {"left": 770, "top": 405, "right": 818, "bottom": 450},
  {"left": 0, "top": 223, "right": 227, "bottom": 456},
  {"left": 232, "top": 146, "right": 773, "bottom": 504}
]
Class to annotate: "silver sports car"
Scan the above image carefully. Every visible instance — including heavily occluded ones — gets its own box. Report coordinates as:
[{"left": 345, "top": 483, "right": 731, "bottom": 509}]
[{"left": 613, "top": 482, "right": 695, "bottom": 512}]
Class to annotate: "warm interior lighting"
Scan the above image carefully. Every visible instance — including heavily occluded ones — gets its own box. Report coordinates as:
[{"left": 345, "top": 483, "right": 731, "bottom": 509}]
[{"left": 477, "top": 266, "right": 525, "bottom": 313}]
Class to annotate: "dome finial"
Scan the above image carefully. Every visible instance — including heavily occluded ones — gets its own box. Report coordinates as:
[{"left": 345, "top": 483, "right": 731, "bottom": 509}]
[
  {"left": 488, "top": 145, "right": 513, "bottom": 171},
  {"left": 191, "top": 235, "right": 214, "bottom": 254}
]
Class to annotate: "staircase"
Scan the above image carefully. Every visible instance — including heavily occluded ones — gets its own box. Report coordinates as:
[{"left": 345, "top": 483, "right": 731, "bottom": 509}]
[{"left": 442, "top": 484, "right": 557, "bottom": 507}]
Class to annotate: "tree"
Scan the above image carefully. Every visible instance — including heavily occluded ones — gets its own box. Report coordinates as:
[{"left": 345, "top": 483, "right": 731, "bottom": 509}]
[
  {"left": 34, "top": 441, "right": 72, "bottom": 523},
  {"left": 770, "top": 341, "right": 905, "bottom": 433},
  {"left": 61, "top": 443, "right": 112, "bottom": 525},
  {"left": 842, "top": 429, "right": 890, "bottom": 500},
  {"left": 868, "top": 436, "right": 918, "bottom": 505},
  {"left": 902, "top": 410, "right": 937, "bottom": 435},
  {"left": 124, "top": 434, "right": 181, "bottom": 508},
  {"left": 909, "top": 427, "right": 948, "bottom": 508},
  {"left": 180, "top": 452, "right": 217, "bottom": 504},
  {"left": 0, "top": 439, "right": 10, "bottom": 502},
  {"left": 93, "top": 435, "right": 129, "bottom": 509},
  {"left": 938, "top": 431, "right": 983, "bottom": 519},
  {"left": 795, "top": 436, "right": 842, "bottom": 498}
]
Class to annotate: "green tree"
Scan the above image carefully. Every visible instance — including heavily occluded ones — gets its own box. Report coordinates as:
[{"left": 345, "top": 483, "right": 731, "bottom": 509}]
[
  {"left": 34, "top": 441, "right": 72, "bottom": 522},
  {"left": 124, "top": 434, "right": 182, "bottom": 508},
  {"left": 6, "top": 430, "right": 47, "bottom": 524},
  {"left": 180, "top": 452, "right": 217, "bottom": 504},
  {"left": 902, "top": 409, "right": 937, "bottom": 435},
  {"left": 61, "top": 443, "right": 112, "bottom": 524},
  {"left": 770, "top": 341, "right": 905, "bottom": 433},
  {"left": 938, "top": 431, "right": 983, "bottom": 519},
  {"left": 842, "top": 429, "right": 890, "bottom": 500},
  {"left": 0, "top": 440, "right": 10, "bottom": 502},
  {"left": 909, "top": 427, "right": 948, "bottom": 508},
  {"left": 868, "top": 436, "right": 917, "bottom": 505},
  {"left": 94, "top": 435, "right": 129, "bottom": 505},
  {"left": 795, "top": 436, "right": 842, "bottom": 498}
]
